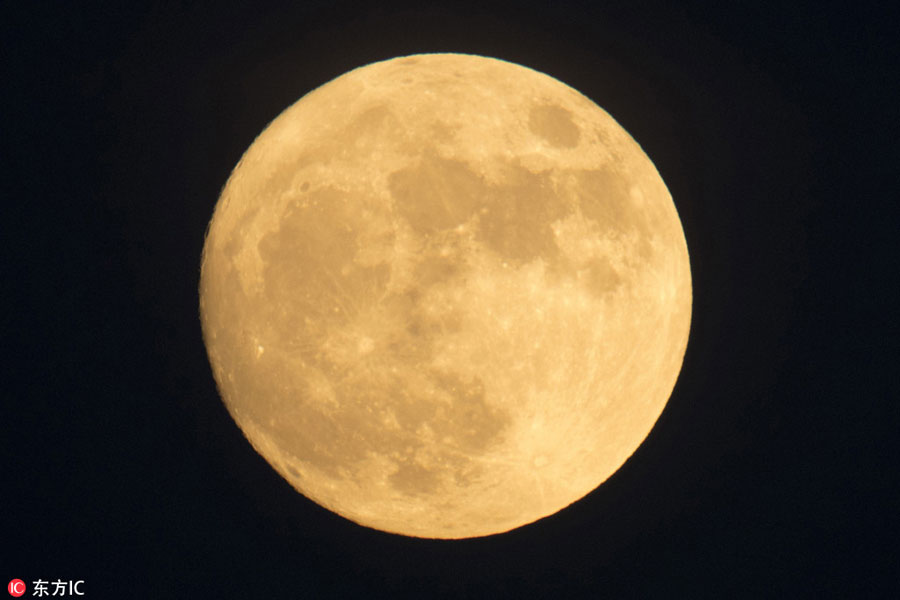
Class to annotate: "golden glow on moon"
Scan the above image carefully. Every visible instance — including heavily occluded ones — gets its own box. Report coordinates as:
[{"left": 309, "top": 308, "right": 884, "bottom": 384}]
[{"left": 199, "top": 54, "right": 691, "bottom": 539}]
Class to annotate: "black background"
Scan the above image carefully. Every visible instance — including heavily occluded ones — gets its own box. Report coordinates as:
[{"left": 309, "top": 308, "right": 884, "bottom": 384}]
[{"left": 4, "top": 1, "right": 897, "bottom": 597}]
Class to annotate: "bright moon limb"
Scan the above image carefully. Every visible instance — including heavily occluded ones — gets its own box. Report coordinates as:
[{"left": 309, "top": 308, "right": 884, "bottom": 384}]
[{"left": 199, "top": 53, "right": 691, "bottom": 539}]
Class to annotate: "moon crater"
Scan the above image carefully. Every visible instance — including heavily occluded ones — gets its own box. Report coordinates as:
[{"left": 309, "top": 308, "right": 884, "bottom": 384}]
[{"left": 528, "top": 103, "right": 581, "bottom": 148}]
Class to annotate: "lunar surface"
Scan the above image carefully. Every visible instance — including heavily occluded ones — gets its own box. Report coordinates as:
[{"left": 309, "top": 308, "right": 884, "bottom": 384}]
[{"left": 200, "top": 54, "right": 691, "bottom": 538}]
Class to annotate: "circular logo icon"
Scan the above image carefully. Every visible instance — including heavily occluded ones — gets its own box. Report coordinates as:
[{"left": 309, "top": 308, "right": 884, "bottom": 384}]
[{"left": 7, "top": 580, "right": 26, "bottom": 597}]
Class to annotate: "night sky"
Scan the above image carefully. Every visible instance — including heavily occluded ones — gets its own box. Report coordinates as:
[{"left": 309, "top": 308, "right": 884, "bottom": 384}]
[{"left": 4, "top": 1, "right": 896, "bottom": 597}]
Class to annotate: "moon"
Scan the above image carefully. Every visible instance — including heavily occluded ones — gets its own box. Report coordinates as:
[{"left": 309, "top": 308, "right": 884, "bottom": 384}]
[{"left": 200, "top": 53, "right": 691, "bottom": 539}]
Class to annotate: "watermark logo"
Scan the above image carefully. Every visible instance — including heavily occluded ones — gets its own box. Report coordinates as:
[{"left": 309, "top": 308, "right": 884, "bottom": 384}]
[
  {"left": 7, "top": 580, "right": 26, "bottom": 597},
  {"left": 7, "top": 580, "right": 83, "bottom": 597}
]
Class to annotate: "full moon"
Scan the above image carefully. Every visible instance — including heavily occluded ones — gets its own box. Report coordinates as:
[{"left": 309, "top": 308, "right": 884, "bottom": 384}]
[{"left": 200, "top": 54, "right": 691, "bottom": 538}]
